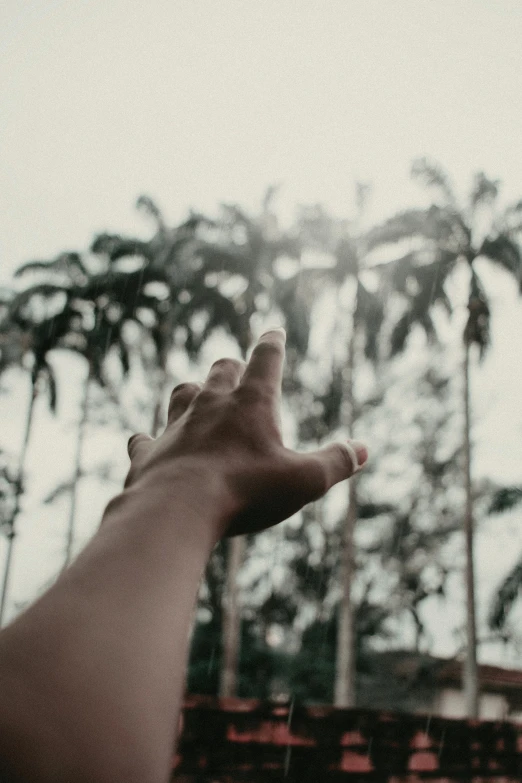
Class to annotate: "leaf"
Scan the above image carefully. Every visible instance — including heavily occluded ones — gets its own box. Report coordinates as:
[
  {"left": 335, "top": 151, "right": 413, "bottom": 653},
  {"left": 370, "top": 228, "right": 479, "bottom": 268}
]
[
  {"left": 389, "top": 312, "right": 413, "bottom": 356},
  {"left": 14, "top": 252, "right": 88, "bottom": 282},
  {"left": 136, "top": 195, "right": 166, "bottom": 233},
  {"left": 480, "top": 234, "right": 522, "bottom": 292},
  {"left": 118, "top": 338, "right": 131, "bottom": 376},
  {"left": 366, "top": 210, "right": 431, "bottom": 250},
  {"left": 411, "top": 157, "right": 456, "bottom": 205},
  {"left": 470, "top": 172, "right": 499, "bottom": 210},
  {"left": 489, "top": 560, "right": 522, "bottom": 630},
  {"left": 45, "top": 363, "right": 58, "bottom": 413},
  {"left": 43, "top": 480, "right": 77, "bottom": 504},
  {"left": 90, "top": 233, "right": 153, "bottom": 264},
  {"left": 488, "top": 486, "right": 522, "bottom": 514},
  {"left": 357, "top": 502, "right": 396, "bottom": 519}
]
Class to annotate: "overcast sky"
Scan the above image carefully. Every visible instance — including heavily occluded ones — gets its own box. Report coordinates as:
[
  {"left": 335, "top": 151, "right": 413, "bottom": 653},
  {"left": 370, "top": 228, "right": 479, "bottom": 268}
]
[{"left": 1, "top": 0, "right": 522, "bottom": 668}]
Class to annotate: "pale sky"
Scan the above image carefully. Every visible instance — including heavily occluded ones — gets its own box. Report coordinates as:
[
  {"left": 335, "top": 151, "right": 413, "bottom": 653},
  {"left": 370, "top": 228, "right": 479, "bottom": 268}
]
[{"left": 1, "top": 0, "right": 522, "bottom": 669}]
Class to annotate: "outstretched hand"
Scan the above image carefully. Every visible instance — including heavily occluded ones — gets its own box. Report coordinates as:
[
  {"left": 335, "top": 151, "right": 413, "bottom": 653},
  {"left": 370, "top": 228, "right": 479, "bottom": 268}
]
[{"left": 126, "top": 328, "right": 368, "bottom": 538}]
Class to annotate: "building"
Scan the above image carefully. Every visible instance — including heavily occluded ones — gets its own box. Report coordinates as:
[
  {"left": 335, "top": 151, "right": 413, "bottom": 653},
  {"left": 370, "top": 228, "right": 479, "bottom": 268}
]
[{"left": 356, "top": 650, "right": 522, "bottom": 722}]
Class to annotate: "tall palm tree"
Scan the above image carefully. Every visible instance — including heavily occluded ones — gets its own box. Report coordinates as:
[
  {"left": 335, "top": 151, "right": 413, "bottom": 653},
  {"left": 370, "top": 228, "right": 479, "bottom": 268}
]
[
  {"left": 366, "top": 159, "right": 522, "bottom": 716},
  {"left": 296, "top": 192, "right": 385, "bottom": 706},
  {"left": 200, "top": 189, "right": 313, "bottom": 697},
  {"left": 12, "top": 253, "right": 137, "bottom": 569},
  {"left": 92, "top": 193, "right": 295, "bottom": 698},
  {"left": 91, "top": 196, "right": 241, "bottom": 436},
  {"left": 0, "top": 281, "right": 75, "bottom": 625}
]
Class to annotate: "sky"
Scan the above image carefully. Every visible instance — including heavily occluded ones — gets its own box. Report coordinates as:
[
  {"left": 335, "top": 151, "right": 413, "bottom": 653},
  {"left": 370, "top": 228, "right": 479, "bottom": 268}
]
[{"left": 1, "top": 0, "right": 522, "bottom": 670}]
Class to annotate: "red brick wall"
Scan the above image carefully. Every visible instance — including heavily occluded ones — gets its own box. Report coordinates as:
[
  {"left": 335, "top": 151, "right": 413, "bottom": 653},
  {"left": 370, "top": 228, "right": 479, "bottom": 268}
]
[{"left": 173, "top": 695, "right": 522, "bottom": 781}]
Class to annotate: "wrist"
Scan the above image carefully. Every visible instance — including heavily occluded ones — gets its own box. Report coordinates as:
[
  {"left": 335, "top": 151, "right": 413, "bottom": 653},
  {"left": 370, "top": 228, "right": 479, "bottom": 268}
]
[{"left": 103, "top": 461, "right": 234, "bottom": 544}]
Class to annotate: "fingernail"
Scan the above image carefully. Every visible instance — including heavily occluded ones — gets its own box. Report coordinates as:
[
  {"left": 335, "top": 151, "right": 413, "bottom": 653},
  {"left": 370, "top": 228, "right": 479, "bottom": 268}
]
[{"left": 347, "top": 440, "right": 368, "bottom": 471}]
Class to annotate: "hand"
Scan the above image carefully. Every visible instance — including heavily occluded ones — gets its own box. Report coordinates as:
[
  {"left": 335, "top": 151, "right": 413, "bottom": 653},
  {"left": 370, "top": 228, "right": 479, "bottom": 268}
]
[{"left": 125, "top": 328, "right": 368, "bottom": 537}]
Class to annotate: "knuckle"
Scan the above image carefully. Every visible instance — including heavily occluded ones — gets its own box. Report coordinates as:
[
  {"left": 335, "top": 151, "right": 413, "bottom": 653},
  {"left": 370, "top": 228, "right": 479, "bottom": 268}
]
[
  {"left": 194, "top": 387, "right": 218, "bottom": 406},
  {"left": 210, "top": 357, "right": 245, "bottom": 374},
  {"left": 171, "top": 382, "right": 200, "bottom": 396},
  {"left": 335, "top": 443, "right": 356, "bottom": 474},
  {"left": 127, "top": 433, "right": 139, "bottom": 455},
  {"left": 254, "top": 340, "right": 284, "bottom": 359}
]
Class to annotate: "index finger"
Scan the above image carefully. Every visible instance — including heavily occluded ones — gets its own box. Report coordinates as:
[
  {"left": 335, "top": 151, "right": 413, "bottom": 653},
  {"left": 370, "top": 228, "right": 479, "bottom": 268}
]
[{"left": 240, "top": 327, "right": 286, "bottom": 396}]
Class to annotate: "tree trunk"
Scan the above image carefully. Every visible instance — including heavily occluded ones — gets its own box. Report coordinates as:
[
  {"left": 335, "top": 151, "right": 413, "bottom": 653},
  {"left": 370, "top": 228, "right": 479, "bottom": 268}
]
[
  {"left": 219, "top": 535, "right": 246, "bottom": 698},
  {"left": 463, "top": 342, "right": 479, "bottom": 717},
  {"left": 335, "top": 478, "right": 358, "bottom": 706},
  {"left": 151, "top": 318, "right": 175, "bottom": 438},
  {"left": 0, "top": 380, "right": 38, "bottom": 627},
  {"left": 334, "top": 310, "right": 358, "bottom": 707},
  {"left": 151, "top": 367, "right": 167, "bottom": 438},
  {"left": 63, "top": 367, "right": 91, "bottom": 570}
]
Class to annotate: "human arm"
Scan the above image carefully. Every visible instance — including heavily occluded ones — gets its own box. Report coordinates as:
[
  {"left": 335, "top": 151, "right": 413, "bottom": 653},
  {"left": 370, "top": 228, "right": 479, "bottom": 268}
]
[{"left": 0, "top": 328, "right": 367, "bottom": 783}]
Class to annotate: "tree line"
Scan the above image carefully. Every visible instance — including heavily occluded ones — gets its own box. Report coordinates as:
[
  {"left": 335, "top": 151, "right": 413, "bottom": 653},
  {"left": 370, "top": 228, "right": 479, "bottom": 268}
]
[{"left": 1, "top": 160, "right": 522, "bottom": 718}]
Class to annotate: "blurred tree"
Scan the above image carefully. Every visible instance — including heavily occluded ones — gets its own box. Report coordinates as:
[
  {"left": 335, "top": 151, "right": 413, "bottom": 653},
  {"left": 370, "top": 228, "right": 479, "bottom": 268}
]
[
  {"left": 0, "top": 276, "right": 77, "bottom": 623},
  {"left": 200, "top": 188, "right": 313, "bottom": 699},
  {"left": 296, "top": 189, "right": 386, "bottom": 707},
  {"left": 91, "top": 196, "right": 246, "bottom": 436},
  {"left": 92, "top": 190, "right": 313, "bottom": 698},
  {"left": 366, "top": 159, "right": 522, "bottom": 716},
  {"left": 12, "top": 253, "right": 137, "bottom": 568}
]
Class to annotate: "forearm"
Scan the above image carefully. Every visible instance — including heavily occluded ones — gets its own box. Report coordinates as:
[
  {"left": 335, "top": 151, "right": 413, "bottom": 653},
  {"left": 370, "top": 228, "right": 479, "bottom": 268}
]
[{"left": 0, "top": 472, "right": 223, "bottom": 783}]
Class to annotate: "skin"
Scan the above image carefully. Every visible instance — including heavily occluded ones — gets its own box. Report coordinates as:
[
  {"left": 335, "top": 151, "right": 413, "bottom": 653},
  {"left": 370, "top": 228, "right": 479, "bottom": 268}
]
[{"left": 0, "top": 327, "right": 368, "bottom": 783}]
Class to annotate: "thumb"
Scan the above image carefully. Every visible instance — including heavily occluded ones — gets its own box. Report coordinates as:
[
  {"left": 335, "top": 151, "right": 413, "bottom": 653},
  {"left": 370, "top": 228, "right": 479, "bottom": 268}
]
[
  {"left": 304, "top": 439, "right": 369, "bottom": 496},
  {"left": 127, "top": 432, "right": 154, "bottom": 460}
]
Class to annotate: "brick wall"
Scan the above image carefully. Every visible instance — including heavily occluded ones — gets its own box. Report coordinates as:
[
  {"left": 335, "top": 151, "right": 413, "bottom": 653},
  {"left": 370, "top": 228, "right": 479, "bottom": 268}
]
[{"left": 173, "top": 695, "right": 522, "bottom": 781}]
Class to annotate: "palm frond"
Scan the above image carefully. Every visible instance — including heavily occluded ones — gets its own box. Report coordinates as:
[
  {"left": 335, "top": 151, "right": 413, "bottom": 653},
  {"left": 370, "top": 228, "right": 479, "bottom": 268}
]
[
  {"left": 118, "top": 338, "right": 131, "bottom": 376},
  {"left": 489, "top": 559, "right": 522, "bottom": 630},
  {"left": 480, "top": 234, "right": 522, "bottom": 292},
  {"left": 195, "top": 243, "right": 249, "bottom": 277},
  {"left": 90, "top": 233, "right": 153, "bottom": 264},
  {"left": 488, "top": 486, "right": 522, "bottom": 514},
  {"left": 411, "top": 157, "right": 456, "bottom": 205},
  {"left": 10, "top": 283, "right": 74, "bottom": 310},
  {"left": 366, "top": 210, "right": 430, "bottom": 251},
  {"left": 43, "top": 480, "right": 77, "bottom": 504},
  {"left": 14, "top": 252, "right": 89, "bottom": 282},
  {"left": 136, "top": 195, "right": 166, "bottom": 233},
  {"left": 357, "top": 502, "right": 396, "bottom": 519},
  {"left": 389, "top": 311, "right": 413, "bottom": 357},
  {"left": 45, "top": 362, "right": 58, "bottom": 413},
  {"left": 262, "top": 185, "right": 280, "bottom": 213},
  {"left": 470, "top": 172, "right": 500, "bottom": 210}
]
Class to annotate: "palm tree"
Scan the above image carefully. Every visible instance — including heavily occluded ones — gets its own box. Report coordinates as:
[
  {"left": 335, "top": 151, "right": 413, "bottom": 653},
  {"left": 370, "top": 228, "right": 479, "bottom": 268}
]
[
  {"left": 366, "top": 159, "right": 522, "bottom": 716},
  {"left": 12, "top": 253, "right": 137, "bottom": 569},
  {"left": 296, "top": 191, "right": 386, "bottom": 706},
  {"left": 199, "top": 189, "right": 314, "bottom": 697},
  {"left": 0, "top": 281, "right": 75, "bottom": 624},
  {"left": 91, "top": 196, "right": 243, "bottom": 436}
]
